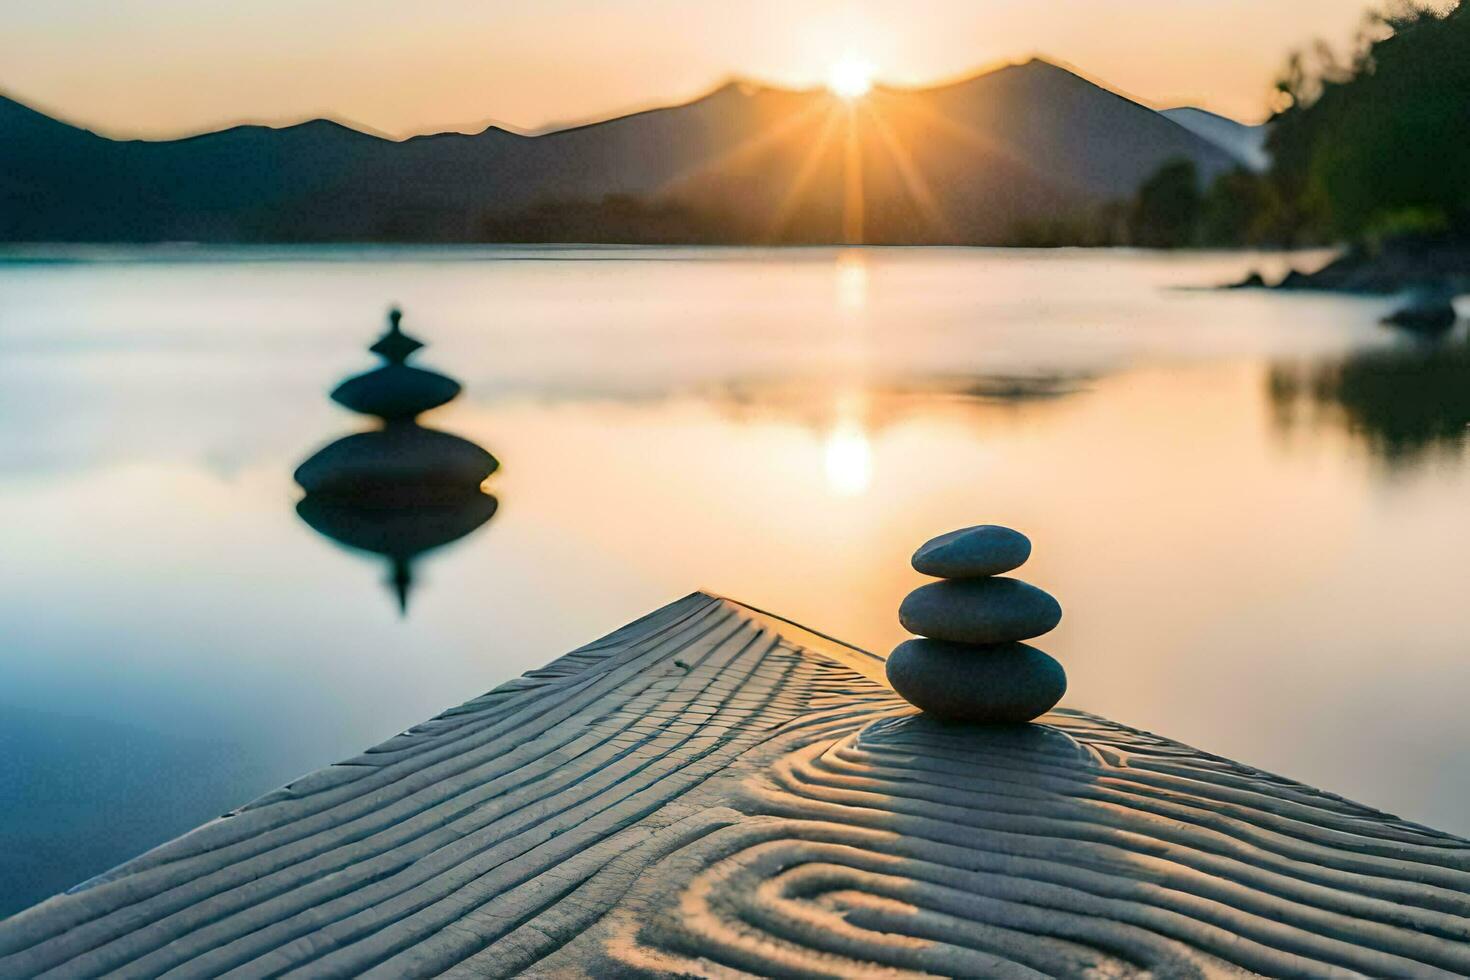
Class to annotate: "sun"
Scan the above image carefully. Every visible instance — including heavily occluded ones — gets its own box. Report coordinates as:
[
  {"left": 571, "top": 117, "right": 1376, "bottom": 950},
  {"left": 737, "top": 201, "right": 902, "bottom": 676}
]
[{"left": 827, "top": 55, "right": 874, "bottom": 100}]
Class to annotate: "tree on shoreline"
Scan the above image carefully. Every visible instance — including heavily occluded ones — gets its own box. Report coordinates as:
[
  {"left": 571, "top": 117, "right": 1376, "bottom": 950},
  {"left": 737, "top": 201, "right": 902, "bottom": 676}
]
[
  {"left": 1126, "top": 0, "right": 1466, "bottom": 249},
  {"left": 1267, "top": 0, "right": 1468, "bottom": 244},
  {"left": 1131, "top": 160, "right": 1202, "bottom": 248}
]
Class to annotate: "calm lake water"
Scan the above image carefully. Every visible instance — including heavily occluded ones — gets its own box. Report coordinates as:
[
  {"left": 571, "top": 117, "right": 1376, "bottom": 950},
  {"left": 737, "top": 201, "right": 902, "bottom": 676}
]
[{"left": 2, "top": 245, "right": 1468, "bottom": 916}]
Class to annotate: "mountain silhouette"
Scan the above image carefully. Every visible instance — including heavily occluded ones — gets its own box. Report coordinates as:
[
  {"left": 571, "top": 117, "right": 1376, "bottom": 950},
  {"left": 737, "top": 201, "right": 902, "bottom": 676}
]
[
  {"left": 1, "top": 58, "right": 1237, "bottom": 244},
  {"left": 1161, "top": 107, "right": 1268, "bottom": 171}
]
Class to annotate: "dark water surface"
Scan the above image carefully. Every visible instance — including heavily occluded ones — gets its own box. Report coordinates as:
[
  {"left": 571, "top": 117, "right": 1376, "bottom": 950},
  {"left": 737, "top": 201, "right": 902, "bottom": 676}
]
[{"left": 2, "top": 245, "right": 1468, "bottom": 916}]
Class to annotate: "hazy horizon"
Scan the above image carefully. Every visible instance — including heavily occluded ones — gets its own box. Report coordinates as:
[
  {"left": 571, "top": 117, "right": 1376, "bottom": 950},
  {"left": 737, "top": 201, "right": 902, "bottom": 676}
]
[
  {"left": 0, "top": 0, "right": 1406, "bottom": 140},
  {"left": 3, "top": 56, "right": 1255, "bottom": 145}
]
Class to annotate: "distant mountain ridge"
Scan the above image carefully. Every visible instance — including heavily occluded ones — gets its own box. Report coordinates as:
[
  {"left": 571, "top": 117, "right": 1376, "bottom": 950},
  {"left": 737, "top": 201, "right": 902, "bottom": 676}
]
[
  {"left": 1161, "top": 107, "right": 1269, "bottom": 171},
  {"left": 0, "top": 59, "right": 1241, "bottom": 244}
]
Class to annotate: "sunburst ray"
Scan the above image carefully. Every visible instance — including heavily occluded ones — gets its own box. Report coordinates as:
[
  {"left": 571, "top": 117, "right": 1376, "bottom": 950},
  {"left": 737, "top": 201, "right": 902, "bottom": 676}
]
[
  {"left": 767, "top": 102, "right": 843, "bottom": 242},
  {"left": 842, "top": 104, "right": 865, "bottom": 245},
  {"left": 860, "top": 99, "right": 954, "bottom": 240}
]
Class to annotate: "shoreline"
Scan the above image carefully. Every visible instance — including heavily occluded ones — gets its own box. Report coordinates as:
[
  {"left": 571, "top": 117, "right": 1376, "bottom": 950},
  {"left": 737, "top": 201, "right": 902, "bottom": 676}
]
[{"left": 1230, "top": 239, "right": 1470, "bottom": 295}]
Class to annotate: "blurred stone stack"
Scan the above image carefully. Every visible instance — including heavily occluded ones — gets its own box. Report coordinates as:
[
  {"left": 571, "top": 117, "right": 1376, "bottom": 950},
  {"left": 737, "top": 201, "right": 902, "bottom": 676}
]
[
  {"left": 886, "top": 525, "right": 1067, "bottom": 723},
  {"left": 294, "top": 308, "right": 499, "bottom": 612},
  {"left": 295, "top": 308, "right": 498, "bottom": 501}
]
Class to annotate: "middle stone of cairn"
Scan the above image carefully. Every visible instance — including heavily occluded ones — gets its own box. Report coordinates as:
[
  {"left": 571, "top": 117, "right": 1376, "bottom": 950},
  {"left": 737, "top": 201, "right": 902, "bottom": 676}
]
[{"left": 887, "top": 525, "right": 1067, "bottom": 724}]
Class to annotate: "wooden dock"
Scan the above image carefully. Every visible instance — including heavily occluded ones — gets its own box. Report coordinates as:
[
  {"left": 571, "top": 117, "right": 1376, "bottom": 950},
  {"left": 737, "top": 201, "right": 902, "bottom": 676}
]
[{"left": 3, "top": 593, "right": 1469, "bottom": 978}]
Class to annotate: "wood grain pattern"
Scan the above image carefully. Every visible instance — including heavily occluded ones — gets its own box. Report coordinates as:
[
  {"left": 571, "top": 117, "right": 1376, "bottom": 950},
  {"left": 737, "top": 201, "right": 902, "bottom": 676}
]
[{"left": 3, "top": 593, "right": 1467, "bottom": 978}]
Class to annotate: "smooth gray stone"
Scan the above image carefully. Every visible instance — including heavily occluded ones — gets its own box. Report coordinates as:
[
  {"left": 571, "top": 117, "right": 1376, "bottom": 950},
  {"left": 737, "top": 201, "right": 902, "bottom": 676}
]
[
  {"left": 899, "top": 577, "right": 1061, "bottom": 644},
  {"left": 294, "top": 424, "right": 498, "bottom": 501},
  {"left": 912, "top": 525, "right": 1031, "bottom": 577},
  {"left": 886, "top": 638, "right": 1066, "bottom": 723},
  {"left": 332, "top": 364, "right": 461, "bottom": 420}
]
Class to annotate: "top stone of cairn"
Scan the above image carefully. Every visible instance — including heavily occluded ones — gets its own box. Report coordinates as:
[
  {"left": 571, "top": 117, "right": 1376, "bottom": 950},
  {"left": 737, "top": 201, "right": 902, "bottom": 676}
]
[
  {"left": 370, "top": 308, "right": 424, "bottom": 365},
  {"left": 911, "top": 524, "right": 1032, "bottom": 578},
  {"left": 330, "top": 308, "right": 461, "bottom": 422}
]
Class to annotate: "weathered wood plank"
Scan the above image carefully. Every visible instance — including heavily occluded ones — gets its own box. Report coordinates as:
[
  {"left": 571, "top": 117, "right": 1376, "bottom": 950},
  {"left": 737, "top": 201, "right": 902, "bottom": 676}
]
[{"left": 2, "top": 592, "right": 1467, "bottom": 978}]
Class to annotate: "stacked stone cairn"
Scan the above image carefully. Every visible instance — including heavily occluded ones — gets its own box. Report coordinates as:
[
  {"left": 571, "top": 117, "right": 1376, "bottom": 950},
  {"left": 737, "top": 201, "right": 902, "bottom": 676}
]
[
  {"left": 886, "top": 525, "right": 1067, "bottom": 723},
  {"left": 294, "top": 308, "right": 499, "bottom": 612},
  {"left": 295, "top": 307, "right": 498, "bottom": 502}
]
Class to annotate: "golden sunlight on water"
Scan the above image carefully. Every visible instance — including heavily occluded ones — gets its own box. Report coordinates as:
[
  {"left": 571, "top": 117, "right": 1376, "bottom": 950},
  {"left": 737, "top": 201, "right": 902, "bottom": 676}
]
[
  {"left": 834, "top": 249, "right": 868, "bottom": 313},
  {"left": 822, "top": 420, "right": 873, "bottom": 496}
]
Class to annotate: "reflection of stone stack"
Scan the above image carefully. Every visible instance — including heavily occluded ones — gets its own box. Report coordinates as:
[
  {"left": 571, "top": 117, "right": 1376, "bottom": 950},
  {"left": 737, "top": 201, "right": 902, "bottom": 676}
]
[
  {"left": 294, "top": 308, "right": 499, "bottom": 612},
  {"left": 887, "top": 525, "right": 1067, "bottom": 723},
  {"left": 296, "top": 493, "right": 497, "bottom": 613}
]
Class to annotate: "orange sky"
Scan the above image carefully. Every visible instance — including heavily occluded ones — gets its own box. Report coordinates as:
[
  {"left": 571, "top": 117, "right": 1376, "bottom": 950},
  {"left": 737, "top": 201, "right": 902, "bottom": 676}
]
[{"left": 1, "top": 0, "right": 1390, "bottom": 139}]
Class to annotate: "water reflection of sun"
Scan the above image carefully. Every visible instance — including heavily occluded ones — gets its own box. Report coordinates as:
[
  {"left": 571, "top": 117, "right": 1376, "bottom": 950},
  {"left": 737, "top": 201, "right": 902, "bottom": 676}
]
[
  {"left": 824, "top": 389, "right": 873, "bottom": 496},
  {"left": 824, "top": 421, "right": 873, "bottom": 496},
  {"left": 835, "top": 249, "right": 868, "bottom": 312}
]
